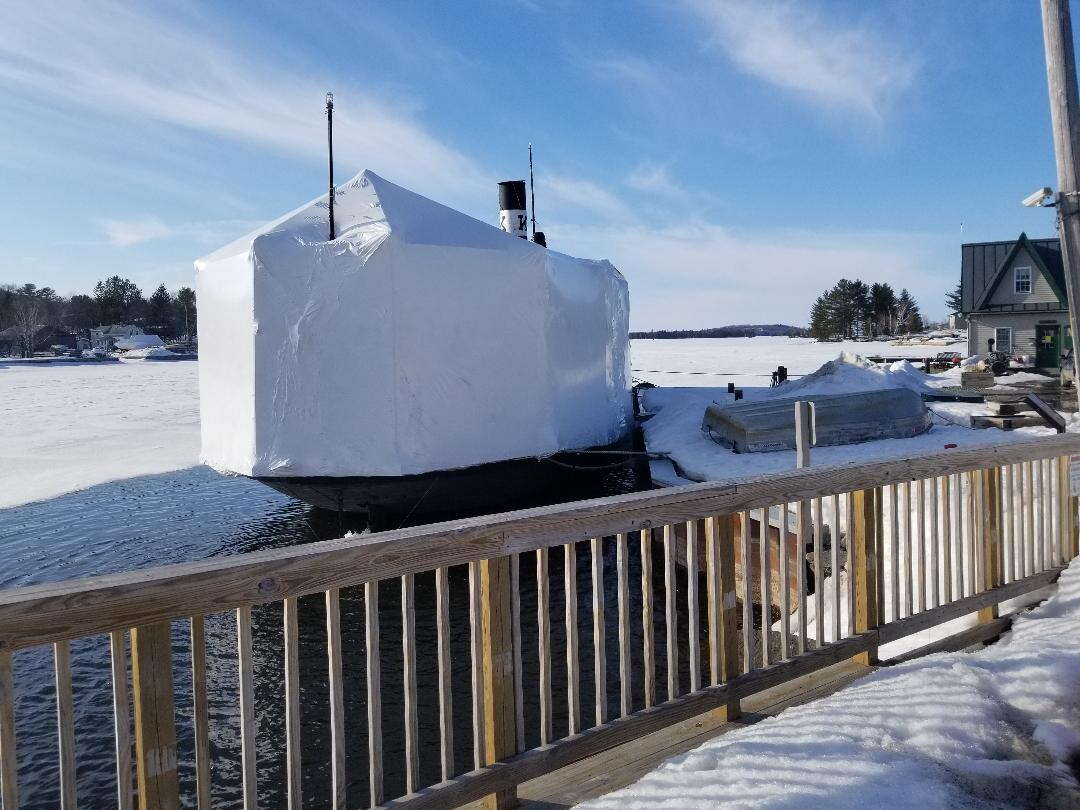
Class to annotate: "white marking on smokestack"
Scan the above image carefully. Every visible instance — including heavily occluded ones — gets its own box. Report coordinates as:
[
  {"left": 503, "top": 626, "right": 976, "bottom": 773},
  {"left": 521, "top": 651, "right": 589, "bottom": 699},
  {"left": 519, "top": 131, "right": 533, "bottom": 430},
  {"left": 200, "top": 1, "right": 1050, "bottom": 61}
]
[{"left": 498, "top": 180, "right": 528, "bottom": 239}]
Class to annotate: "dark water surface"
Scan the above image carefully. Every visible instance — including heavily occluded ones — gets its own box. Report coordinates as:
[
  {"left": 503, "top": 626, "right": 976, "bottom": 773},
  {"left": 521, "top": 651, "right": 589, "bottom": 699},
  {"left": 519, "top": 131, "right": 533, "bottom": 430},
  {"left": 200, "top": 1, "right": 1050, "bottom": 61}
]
[{"left": 2, "top": 464, "right": 745, "bottom": 808}]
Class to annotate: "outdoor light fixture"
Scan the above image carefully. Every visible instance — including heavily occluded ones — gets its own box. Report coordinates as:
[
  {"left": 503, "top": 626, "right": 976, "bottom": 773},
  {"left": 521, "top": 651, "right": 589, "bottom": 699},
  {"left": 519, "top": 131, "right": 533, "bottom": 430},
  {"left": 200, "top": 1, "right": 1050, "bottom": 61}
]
[{"left": 1022, "top": 187, "right": 1055, "bottom": 207}]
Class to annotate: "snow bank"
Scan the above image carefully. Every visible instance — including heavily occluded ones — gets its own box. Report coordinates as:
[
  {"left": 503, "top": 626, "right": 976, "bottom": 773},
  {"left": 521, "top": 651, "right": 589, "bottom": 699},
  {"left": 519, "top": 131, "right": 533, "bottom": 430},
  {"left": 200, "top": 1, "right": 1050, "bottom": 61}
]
[
  {"left": 761, "top": 352, "right": 940, "bottom": 399},
  {"left": 196, "top": 170, "right": 632, "bottom": 479},
  {"left": 582, "top": 558, "right": 1080, "bottom": 809}
]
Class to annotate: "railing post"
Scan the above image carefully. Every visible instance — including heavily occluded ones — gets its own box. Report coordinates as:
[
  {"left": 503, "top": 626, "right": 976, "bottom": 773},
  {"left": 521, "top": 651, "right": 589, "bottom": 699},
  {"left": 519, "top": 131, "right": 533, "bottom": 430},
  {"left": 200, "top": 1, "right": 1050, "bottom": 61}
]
[
  {"left": 978, "top": 467, "right": 1002, "bottom": 623},
  {"left": 707, "top": 515, "right": 741, "bottom": 720},
  {"left": 852, "top": 488, "right": 880, "bottom": 666},
  {"left": 480, "top": 556, "right": 518, "bottom": 809},
  {"left": 1064, "top": 455, "right": 1080, "bottom": 559},
  {"left": 131, "top": 622, "right": 179, "bottom": 810}
]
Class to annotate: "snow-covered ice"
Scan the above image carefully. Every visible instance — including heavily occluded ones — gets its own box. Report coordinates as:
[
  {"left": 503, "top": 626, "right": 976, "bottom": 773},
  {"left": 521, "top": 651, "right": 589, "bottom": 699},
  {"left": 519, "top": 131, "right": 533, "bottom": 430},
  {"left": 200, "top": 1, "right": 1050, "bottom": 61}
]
[
  {"left": 581, "top": 557, "right": 1080, "bottom": 809},
  {"left": 0, "top": 362, "right": 199, "bottom": 508}
]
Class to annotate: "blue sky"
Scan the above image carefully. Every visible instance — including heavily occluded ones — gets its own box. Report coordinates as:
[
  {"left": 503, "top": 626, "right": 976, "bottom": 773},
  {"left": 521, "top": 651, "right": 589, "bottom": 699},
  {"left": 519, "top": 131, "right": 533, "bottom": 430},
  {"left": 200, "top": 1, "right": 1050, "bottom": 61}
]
[{"left": 0, "top": 0, "right": 1072, "bottom": 329}]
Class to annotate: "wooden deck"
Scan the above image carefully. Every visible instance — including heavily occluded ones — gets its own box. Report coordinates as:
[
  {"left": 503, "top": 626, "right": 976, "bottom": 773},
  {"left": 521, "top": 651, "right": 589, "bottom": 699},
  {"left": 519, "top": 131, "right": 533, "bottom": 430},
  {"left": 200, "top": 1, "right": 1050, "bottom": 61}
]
[{"left": 471, "top": 659, "right": 871, "bottom": 809}]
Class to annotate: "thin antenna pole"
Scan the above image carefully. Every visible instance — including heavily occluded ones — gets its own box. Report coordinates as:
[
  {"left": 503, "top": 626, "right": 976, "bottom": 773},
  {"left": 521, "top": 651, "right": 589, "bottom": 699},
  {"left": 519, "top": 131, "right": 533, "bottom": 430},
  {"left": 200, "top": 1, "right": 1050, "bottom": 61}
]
[
  {"left": 529, "top": 143, "right": 536, "bottom": 239},
  {"left": 326, "top": 92, "right": 335, "bottom": 240}
]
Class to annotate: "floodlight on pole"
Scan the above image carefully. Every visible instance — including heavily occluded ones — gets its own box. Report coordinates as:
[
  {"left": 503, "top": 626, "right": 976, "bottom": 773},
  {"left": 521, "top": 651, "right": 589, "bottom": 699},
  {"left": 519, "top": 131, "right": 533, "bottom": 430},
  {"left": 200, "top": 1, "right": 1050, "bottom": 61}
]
[{"left": 1022, "top": 187, "right": 1055, "bottom": 207}]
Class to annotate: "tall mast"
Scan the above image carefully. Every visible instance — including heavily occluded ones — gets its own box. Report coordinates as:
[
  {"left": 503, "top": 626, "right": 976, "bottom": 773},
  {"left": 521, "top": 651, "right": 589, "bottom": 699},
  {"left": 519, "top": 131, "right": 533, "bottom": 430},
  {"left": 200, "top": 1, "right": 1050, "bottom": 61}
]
[
  {"left": 326, "top": 91, "right": 335, "bottom": 241},
  {"left": 529, "top": 143, "right": 536, "bottom": 239}
]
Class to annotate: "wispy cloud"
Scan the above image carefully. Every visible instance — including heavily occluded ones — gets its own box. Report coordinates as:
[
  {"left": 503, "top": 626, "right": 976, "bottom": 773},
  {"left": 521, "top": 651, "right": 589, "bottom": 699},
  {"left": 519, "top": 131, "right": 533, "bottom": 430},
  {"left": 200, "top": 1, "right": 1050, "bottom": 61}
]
[
  {"left": 625, "top": 163, "right": 685, "bottom": 198},
  {"left": 540, "top": 174, "right": 629, "bottom": 221},
  {"left": 0, "top": 1, "right": 492, "bottom": 209},
  {"left": 684, "top": 0, "right": 919, "bottom": 120},
  {"left": 100, "top": 217, "right": 172, "bottom": 247}
]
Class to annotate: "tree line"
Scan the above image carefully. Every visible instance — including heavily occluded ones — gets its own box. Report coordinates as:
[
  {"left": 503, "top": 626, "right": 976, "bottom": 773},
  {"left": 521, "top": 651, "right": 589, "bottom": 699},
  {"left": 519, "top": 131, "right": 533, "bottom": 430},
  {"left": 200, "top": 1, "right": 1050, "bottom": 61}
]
[
  {"left": 630, "top": 324, "right": 809, "bottom": 339},
  {"left": 0, "top": 276, "right": 197, "bottom": 354},
  {"left": 809, "top": 280, "right": 923, "bottom": 340}
]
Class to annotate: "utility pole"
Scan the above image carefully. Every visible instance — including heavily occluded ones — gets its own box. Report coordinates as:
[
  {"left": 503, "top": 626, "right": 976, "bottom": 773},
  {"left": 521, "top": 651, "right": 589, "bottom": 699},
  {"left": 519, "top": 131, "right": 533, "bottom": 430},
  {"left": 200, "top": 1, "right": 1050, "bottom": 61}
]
[
  {"left": 1041, "top": 0, "right": 1080, "bottom": 393},
  {"left": 326, "top": 91, "right": 336, "bottom": 240}
]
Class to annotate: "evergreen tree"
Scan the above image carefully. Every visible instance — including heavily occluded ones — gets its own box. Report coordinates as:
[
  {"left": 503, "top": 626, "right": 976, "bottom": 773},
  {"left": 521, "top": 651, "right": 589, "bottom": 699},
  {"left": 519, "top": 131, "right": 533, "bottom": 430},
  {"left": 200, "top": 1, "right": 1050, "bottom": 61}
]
[
  {"left": 63, "top": 294, "right": 98, "bottom": 334},
  {"left": 93, "top": 276, "right": 143, "bottom": 324},
  {"left": 147, "top": 284, "right": 174, "bottom": 337},
  {"left": 869, "top": 283, "right": 897, "bottom": 336},
  {"left": 945, "top": 281, "right": 963, "bottom": 315},
  {"left": 894, "top": 289, "right": 923, "bottom": 334},
  {"left": 175, "top": 287, "right": 196, "bottom": 340}
]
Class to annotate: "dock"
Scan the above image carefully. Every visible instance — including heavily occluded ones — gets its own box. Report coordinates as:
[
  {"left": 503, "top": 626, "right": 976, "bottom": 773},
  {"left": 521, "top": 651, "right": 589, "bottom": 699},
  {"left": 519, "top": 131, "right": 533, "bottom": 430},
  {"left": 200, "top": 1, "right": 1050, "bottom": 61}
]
[{"left": 0, "top": 435, "right": 1077, "bottom": 808}]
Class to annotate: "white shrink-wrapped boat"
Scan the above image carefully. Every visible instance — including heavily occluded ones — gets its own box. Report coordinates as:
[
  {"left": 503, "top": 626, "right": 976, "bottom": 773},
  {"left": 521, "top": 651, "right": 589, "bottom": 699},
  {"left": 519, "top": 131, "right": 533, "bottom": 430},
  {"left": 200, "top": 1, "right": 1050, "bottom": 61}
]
[{"left": 196, "top": 170, "right": 633, "bottom": 518}]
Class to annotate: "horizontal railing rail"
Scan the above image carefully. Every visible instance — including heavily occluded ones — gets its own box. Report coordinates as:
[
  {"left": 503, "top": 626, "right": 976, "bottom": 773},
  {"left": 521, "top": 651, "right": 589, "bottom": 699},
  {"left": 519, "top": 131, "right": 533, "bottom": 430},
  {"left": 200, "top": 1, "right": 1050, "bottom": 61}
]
[{"left": 0, "top": 433, "right": 1078, "bottom": 809}]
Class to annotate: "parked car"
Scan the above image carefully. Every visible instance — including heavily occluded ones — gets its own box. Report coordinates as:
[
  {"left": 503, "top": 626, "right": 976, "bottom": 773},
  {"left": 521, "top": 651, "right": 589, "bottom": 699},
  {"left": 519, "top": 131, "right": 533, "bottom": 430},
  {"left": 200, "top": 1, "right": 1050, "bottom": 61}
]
[{"left": 931, "top": 351, "right": 962, "bottom": 369}]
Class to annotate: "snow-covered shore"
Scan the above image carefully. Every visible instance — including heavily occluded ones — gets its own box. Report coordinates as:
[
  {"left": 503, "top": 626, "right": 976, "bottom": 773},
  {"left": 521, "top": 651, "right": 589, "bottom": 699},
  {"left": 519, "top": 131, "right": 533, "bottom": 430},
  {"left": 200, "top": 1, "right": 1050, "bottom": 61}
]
[
  {"left": 582, "top": 557, "right": 1080, "bottom": 809},
  {"left": 0, "top": 361, "right": 199, "bottom": 508}
]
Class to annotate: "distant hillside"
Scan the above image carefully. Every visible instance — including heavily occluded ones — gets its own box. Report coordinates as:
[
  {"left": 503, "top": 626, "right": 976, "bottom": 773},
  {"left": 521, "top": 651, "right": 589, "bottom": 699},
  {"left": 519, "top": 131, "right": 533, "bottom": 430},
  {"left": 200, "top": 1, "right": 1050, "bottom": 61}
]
[{"left": 630, "top": 324, "right": 809, "bottom": 340}]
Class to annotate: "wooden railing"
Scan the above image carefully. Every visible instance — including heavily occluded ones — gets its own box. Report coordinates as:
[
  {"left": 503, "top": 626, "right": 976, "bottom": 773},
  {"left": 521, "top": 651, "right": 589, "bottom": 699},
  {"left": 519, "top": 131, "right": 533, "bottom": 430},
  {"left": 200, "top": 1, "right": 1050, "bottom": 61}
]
[{"left": 1, "top": 436, "right": 1079, "bottom": 808}]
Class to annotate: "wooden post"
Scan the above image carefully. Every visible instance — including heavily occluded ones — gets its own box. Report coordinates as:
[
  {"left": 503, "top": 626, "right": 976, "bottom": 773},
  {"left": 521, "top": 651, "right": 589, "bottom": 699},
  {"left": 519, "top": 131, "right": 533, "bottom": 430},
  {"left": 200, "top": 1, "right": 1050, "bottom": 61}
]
[
  {"left": 852, "top": 488, "right": 880, "bottom": 666},
  {"left": 479, "top": 556, "right": 518, "bottom": 809},
  {"left": 1041, "top": 0, "right": 1080, "bottom": 392},
  {"left": 706, "top": 515, "right": 741, "bottom": 720},
  {"left": 131, "top": 622, "right": 179, "bottom": 810},
  {"left": 978, "top": 467, "right": 1002, "bottom": 623}
]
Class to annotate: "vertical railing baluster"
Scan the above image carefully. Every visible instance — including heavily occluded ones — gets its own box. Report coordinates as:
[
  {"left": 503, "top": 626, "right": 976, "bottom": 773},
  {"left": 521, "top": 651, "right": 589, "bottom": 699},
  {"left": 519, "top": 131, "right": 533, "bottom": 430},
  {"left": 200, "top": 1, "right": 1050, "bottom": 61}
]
[
  {"left": 663, "top": 525, "right": 678, "bottom": 699},
  {"left": 536, "top": 549, "right": 552, "bottom": 742},
  {"left": 436, "top": 567, "right": 454, "bottom": 781},
  {"left": 888, "top": 484, "right": 899, "bottom": 621},
  {"left": 685, "top": 522, "right": 701, "bottom": 693},
  {"left": 365, "top": 581, "right": 383, "bottom": 808},
  {"left": 813, "top": 498, "right": 824, "bottom": 646},
  {"left": 327, "top": 589, "right": 347, "bottom": 806},
  {"left": 796, "top": 500, "right": 809, "bottom": 655},
  {"left": 282, "top": 601, "right": 301, "bottom": 810},
  {"left": 468, "top": 562, "right": 484, "bottom": 768},
  {"left": 1002, "top": 466, "right": 1014, "bottom": 583},
  {"left": 830, "top": 496, "right": 840, "bottom": 642},
  {"left": 844, "top": 493, "right": 856, "bottom": 638},
  {"left": 0, "top": 650, "right": 17, "bottom": 810},
  {"left": 929, "top": 477, "right": 940, "bottom": 610},
  {"left": 759, "top": 508, "right": 772, "bottom": 664},
  {"left": 110, "top": 630, "right": 133, "bottom": 810},
  {"left": 191, "top": 617, "right": 212, "bottom": 810},
  {"left": 236, "top": 608, "right": 257, "bottom": 809},
  {"left": 706, "top": 516, "right": 721, "bottom": 683},
  {"left": 902, "top": 482, "right": 913, "bottom": 615},
  {"left": 778, "top": 504, "right": 791, "bottom": 660},
  {"left": 510, "top": 555, "right": 524, "bottom": 753},
  {"left": 914, "top": 480, "right": 925, "bottom": 613},
  {"left": 54, "top": 640, "right": 76, "bottom": 810},
  {"left": 132, "top": 623, "right": 179, "bottom": 808},
  {"left": 1034, "top": 462, "right": 1045, "bottom": 572},
  {"left": 616, "top": 533, "right": 632, "bottom": 717},
  {"left": 1043, "top": 459, "right": 1054, "bottom": 569},
  {"left": 565, "top": 542, "right": 581, "bottom": 733},
  {"left": 740, "top": 511, "right": 754, "bottom": 670},
  {"left": 941, "top": 476, "right": 953, "bottom": 602},
  {"left": 591, "top": 537, "right": 608, "bottom": 725},
  {"left": 1024, "top": 462, "right": 1035, "bottom": 577},
  {"left": 640, "top": 530, "right": 655, "bottom": 709}
]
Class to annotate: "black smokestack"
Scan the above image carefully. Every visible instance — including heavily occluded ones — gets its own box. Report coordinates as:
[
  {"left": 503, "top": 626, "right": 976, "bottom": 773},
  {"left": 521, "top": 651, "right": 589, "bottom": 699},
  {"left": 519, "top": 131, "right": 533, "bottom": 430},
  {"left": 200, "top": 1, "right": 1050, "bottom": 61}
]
[{"left": 498, "top": 180, "right": 528, "bottom": 238}]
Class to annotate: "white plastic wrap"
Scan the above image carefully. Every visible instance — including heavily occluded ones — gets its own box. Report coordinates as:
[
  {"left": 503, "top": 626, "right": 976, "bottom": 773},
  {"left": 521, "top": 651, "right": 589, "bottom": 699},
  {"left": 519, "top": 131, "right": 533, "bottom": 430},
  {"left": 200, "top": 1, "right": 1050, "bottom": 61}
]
[{"left": 196, "top": 170, "right": 632, "bottom": 478}]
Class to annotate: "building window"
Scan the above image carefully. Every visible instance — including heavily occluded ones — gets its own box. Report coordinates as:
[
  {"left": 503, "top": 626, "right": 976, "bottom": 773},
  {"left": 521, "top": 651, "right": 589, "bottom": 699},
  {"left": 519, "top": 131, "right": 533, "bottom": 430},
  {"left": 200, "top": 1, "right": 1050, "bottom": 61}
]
[
  {"left": 1014, "top": 266, "right": 1032, "bottom": 294},
  {"left": 994, "top": 327, "right": 1013, "bottom": 354}
]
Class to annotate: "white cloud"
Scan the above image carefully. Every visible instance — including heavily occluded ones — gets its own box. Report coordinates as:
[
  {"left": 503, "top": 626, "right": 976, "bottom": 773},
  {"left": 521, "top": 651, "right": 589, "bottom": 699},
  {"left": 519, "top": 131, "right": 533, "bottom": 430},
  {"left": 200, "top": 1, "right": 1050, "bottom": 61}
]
[
  {"left": 547, "top": 220, "right": 948, "bottom": 330},
  {"left": 625, "top": 163, "right": 686, "bottom": 198},
  {"left": 100, "top": 217, "right": 173, "bottom": 247},
  {"left": 684, "top": 0, "right": 919, "bottom": 120},
  {"left": 0, "top": 0, "right": 492, "bottom": 210},
  {"left": 540, "top": 174, "right": 629, "bottom": 221}
]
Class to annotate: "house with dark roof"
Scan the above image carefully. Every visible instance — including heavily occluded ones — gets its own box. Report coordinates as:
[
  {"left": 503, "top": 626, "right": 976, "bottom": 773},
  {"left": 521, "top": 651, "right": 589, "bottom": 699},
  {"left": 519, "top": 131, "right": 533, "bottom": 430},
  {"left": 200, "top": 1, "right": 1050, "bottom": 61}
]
[{"left": 960, "top": 232, "right": 1071, "bottom": 368}]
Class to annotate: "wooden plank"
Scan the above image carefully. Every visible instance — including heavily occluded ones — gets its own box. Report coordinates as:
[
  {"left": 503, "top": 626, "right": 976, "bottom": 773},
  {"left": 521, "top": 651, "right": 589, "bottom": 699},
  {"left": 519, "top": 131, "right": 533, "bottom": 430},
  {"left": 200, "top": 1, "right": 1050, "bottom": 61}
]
[
  {"left": 662, "top": 525, "right": 678, "bottom": 700},
  {"left": 914, "top": 480, "right": 925, "bottom": 614},
  {"left": 326, "top": 588, "right": 347, "bottom": 806},
  {"left": 365, "top": 580, "right": 383, "bottom": 808},
  {"left": 1002, "top": 466, "right": 1013, "bottom": 583},
  {"left": 1044, "top": 459, "right": 1055, "bottom": 568},
  {"left": 7, "top": 436, "right": 1080, "bottom": 651},
  {"left": 715, "top": 514, "right": 740, "bottom": 719},
  {"left": 740, "top": 511, "right": 754, "bottom": 670},
  {"left": 978, "top": 468, "right": 1002, "bottom": 624},
  {"left": 882, "top": 611, "right": 1018, "bottom": 665},
  {"left": 190, "top": 617, "right": 211, "bottom": 810},
  {"left": 758, "top": 507, "right": 771, "bottom": 666},
  {"left": 902, "top": 482, "right": 912, "bottom": 615},
  {"left": 282, "top": 601, "right": 301, "bottom": 810},
  {"left": 639, "top": 530, "right": 655, "bottom": 709},
  {"left": 941, "top": 476, "right": 953, "bottom": 603},
  {"left": 887, "top": 485, "right": 899, "bottom": 621},
  {"left": 509, "top": 556, "right": 524, "bottom": 754},
  {"left": 236, "top": 608, "right": 257, "bottom": 809},
  {"left": 110, "top": 630, "right": 133, "bottom": 810},
  {"left": 796, "top": 500, "right": 809, "bottom": 655},
  {"left": 0, "top": 651, "right": 16, "bottom": 810},
  {"left": 403, "top": 577, "right": 420, "bottom": 795},
  {"left": 615, "top": 534, "right": 632, "bottom": 718},
  {"left": 852, "top": 488, "right": 880, "bottom": 667},
  {"left": 131, "top": 622, "right": 179, "bottom": 810},
  {"left": 54, "top": 640, "right": 76, "bottom": 810},
  {"left": 591, "top": 538, "right": 608, "bottom": 726},
  {"left": 813, "top": 498, "right": 824, "bottom": 646},
  {"left": 535, "top": 549, "right": 552, "bottom": 743},
  {"left": 684, "top": 522, "right": 700, "bottom": 694},
  {"left": 436, "top": 567, "right": 455, "bottom": 781},
  {"left": 778, "top": 503, "right": 791, "bottom": 660},
  {"left": 1034, "top": 461, "right": 1045, "bottom": 572},
  {"left": 469, "top": 561, "right": 485, "bottom": 770},
  {"left": 385, "top": 565, "right": 1062, "bottom": 810},
  {"left": 705, "top": 516, "right": 720, "bottom": 684},
  {"left": 1024, "top": 461, "right": 1035, "bottom": 577},
  {"left": 480, "top": 556, "right": 518, "bottom": 809},
  {"left": 565, "top": 542, "right": 581, "bottom": 734},
  {"left": 830, "top": 496, "right": 840, "bottom": 642},
  {"left": 844, "top": 492, "right": 855, "bottom": 638},
  {"left": 929, "top": 478, "right": 940, "bottom": 609}
]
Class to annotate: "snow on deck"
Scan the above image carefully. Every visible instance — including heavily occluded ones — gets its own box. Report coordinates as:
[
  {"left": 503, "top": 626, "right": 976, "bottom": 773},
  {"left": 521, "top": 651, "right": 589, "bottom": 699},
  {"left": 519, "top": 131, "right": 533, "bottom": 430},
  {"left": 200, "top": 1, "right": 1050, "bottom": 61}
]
[
  {"left": 581, "top": 558, "right": 1080, "bottom": 808},
  {"left": 0, "top": 362, "right": 199, "bottom": 508}
]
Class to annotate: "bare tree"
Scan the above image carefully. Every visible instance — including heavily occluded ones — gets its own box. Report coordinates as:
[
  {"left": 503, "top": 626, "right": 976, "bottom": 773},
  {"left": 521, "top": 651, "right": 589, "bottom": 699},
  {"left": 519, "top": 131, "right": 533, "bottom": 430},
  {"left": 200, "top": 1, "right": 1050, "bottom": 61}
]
[{"left": 12, "top": 293, "right": 44, "bottom": 357}]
